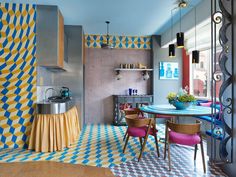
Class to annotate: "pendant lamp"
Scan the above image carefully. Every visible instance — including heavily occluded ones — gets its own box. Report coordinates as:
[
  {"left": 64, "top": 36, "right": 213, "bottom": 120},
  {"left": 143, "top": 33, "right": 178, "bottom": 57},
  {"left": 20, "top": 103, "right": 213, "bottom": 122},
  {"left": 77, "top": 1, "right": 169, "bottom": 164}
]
[
  {"left": 192, "top": 50, "right": 199, "bottom": 63},
  {"left": 176, "top": 7, "right": 184, "bottom": 48},
  {"left": 169, "top": 44, "right": 175, "bottom": 57},
  {"left": 192, "top": 7, "right": 200, "bottom": 63},
  {"left": 176, "top": 32, "right": 184, "bottom": 48},
  {"left": 101, "top": 21, "right": 113, "bottom": 49},
  {"left": 169, "top": 9, "right": 175, "bottom": 57}
]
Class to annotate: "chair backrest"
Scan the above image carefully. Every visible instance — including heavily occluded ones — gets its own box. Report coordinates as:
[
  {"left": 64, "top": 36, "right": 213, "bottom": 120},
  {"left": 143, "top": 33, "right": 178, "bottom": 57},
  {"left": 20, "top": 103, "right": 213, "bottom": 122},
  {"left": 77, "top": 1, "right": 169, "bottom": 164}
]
[
  {"left": 167, "top": 120, "right": 201, "bottom": 135},
  {"left": 123, "top": 108, "right": 144, "bottom": 116},
  {"left": 125, "top": 115, "right": 153, "bottom": 128}
]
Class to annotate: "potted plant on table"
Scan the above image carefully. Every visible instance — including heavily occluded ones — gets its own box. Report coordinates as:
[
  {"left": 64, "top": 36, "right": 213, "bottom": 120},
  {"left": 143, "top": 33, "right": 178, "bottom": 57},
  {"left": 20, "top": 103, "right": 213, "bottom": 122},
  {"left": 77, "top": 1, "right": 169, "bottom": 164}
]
[{"left": 167, "top": 86, "right": 196, "bottom": 110}]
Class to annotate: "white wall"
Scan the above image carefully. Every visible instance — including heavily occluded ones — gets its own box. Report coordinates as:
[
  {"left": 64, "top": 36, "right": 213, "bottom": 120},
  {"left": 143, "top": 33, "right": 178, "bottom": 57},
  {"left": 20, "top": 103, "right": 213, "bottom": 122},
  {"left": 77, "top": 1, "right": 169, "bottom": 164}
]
[{"left": 152, "top": 35, "right": 183, "bottom": 104}]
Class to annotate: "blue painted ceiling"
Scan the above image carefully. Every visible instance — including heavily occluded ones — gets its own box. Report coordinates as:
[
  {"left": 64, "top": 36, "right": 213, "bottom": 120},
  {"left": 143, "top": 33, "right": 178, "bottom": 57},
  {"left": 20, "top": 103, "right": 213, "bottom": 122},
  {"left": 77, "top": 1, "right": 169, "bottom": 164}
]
[{"left": 2, "top": 0, "right": 203, "bottom": 36}]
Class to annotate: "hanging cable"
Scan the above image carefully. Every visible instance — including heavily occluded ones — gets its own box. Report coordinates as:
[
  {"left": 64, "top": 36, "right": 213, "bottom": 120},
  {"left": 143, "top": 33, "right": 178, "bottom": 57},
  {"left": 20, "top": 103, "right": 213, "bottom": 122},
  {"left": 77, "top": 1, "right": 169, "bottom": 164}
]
[
  {"left": 180, "top": 7, "right": 182, "bottom": 32},
  {"left": 176, "top": 5, "right": 184, "bottom": 48},
  {"left": 171, "top": 9, "right": 173, "bottom": 43},
  {"left": 192, "top": 6, "right": 199, "bottom": 64},
  {"left": 194, "top": 6, "right": 197, "bottom": 49},
  {"left": 169, "top": 8, "right": 176, "bottom": 57},
  {"left": 106, "top": 21, "right": 110, "bottom": 45}
]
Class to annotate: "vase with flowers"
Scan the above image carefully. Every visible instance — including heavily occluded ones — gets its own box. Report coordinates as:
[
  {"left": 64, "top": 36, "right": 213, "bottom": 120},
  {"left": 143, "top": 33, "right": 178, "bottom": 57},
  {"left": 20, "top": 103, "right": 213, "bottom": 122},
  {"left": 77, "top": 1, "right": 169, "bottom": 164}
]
[{"left": 167, "top": 86, "right": 196, "bottom": 110}]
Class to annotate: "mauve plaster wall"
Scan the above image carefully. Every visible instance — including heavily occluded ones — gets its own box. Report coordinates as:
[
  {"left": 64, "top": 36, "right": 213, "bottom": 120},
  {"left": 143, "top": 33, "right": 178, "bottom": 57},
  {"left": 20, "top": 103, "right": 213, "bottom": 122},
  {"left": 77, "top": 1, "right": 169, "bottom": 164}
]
[{"left": 85, "top": 48, "right": 151, "bottom": 124}]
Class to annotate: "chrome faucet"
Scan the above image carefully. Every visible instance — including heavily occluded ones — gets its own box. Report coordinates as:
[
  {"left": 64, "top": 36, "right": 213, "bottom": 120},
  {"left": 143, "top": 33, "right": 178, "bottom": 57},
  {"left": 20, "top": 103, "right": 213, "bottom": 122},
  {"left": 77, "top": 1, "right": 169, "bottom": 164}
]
[{"left": 44, "top": 87, "right": 58, "bottom": 102}]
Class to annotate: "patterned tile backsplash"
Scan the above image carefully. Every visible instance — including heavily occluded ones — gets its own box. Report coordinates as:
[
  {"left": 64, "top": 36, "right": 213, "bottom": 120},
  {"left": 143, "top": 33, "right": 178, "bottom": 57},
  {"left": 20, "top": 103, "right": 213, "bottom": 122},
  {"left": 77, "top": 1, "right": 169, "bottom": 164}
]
[{"left": 85, "top": 34, "right": 152, "bottom": 49}]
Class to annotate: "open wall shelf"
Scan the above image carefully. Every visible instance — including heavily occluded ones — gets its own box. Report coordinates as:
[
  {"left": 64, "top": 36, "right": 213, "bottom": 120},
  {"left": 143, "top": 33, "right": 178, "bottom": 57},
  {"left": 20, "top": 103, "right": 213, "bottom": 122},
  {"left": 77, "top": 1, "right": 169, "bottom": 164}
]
[
  {"left": 114, "top": 68, "right": 153, "bottom": 80},
  {"left": 114, "top": 68, "right": 153, "bottom": 71}
]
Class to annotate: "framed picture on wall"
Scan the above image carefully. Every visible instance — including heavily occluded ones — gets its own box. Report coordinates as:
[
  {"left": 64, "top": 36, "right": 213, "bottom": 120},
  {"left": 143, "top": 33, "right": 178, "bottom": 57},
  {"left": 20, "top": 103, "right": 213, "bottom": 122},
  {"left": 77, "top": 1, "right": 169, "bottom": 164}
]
[{"left": 159, "top": 62, "right": 179, "bottom": 80}]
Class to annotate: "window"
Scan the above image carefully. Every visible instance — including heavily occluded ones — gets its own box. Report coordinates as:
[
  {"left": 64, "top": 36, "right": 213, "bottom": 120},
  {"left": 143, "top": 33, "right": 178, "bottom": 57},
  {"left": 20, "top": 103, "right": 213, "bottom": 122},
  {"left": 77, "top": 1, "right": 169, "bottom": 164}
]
[{"left": 190, "top": 49, "right": 222, "bottom": 99}]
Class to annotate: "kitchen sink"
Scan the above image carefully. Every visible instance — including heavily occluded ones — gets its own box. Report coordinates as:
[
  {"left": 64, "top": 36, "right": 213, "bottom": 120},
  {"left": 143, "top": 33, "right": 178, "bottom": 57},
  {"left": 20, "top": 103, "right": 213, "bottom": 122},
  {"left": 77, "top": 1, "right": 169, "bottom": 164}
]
[
  {"left": 49, "top": 99, "right": 69, "bottom": 103},
  {"left": 36, "top": 99, "right": 74, "bottom": 114},
  {"left": 48, "top": 96, "right": 71, "bottom": 103}
]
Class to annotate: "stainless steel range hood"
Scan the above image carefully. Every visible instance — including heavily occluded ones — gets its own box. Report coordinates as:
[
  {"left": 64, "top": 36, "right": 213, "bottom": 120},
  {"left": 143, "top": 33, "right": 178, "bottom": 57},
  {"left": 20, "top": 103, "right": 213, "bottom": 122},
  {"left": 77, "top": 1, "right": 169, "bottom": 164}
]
[
  {"left": 45, "top": 62, "right": 70, "bottom": 72},
  {"left": 36, "top": 5, "right": 70, "bottom": 71}
]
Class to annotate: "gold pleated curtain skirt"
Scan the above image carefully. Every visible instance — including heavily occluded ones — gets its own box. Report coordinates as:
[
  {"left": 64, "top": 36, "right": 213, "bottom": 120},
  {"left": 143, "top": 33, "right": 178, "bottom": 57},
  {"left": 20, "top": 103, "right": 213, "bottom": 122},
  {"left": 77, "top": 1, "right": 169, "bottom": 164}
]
[{"left": 28, "top": 106, "right": 80, "bottom": 152}]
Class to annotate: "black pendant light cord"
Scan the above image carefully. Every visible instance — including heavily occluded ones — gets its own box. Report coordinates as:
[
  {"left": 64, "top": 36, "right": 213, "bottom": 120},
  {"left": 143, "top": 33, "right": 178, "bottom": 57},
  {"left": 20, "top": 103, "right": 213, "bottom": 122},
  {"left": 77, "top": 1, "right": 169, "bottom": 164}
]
[
  {"left": 170, "top": 8, "right": 178, "bottom": 42},
  {"left": 171, "top": 9, "right": 173, "bottom": 43},
  {"left": 180, "top": 7, "right": 182, "bottom": 32},
  {"left": 106, "top": 21, "right": 110, "bottom": 44},
  {"left": 194, "top": 7, "right": 197, "bottom": 50},
  {"left": 192, "top": 5, "right": 200, "bottom": 64}
]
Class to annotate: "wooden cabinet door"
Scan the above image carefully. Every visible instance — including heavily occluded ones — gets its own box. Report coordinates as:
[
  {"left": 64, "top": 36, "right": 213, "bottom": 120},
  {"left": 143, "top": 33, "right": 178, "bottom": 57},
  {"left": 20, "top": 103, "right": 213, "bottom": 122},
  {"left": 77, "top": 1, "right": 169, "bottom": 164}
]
[{"left": 58, "top": 10, "right": 64, "bottom": 68}]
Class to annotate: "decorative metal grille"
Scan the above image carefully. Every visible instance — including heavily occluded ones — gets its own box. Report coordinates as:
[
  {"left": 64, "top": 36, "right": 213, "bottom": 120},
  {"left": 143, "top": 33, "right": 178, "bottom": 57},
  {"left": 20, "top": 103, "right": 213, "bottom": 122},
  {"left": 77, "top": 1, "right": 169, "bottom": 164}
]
[{"left": 211, "top": 0, "right": 233, "bottom": 163}]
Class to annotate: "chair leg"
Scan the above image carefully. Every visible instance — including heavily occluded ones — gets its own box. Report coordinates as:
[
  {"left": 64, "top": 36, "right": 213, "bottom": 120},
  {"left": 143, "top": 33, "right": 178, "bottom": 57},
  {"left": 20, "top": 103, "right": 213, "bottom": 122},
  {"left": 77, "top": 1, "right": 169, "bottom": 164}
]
[
  {"left": 139, "top": 137, "right": 143, "bottom": 149},
  {"left": 123, "top": 130, "right": 128, "bottom": 141},
  {"left": 194, "top": 144, "right": 198, "bottom": 161},
  {"left": 154, "top": 134, "right": 160, "bottom": 157},
  {"left": 200, "top": 141, "right": 206, "bottom": 173},
  {"left": 164, "top": 123, "right": 168, "bottom": 160},
  {"left": 168, "top": 142, "right": 171, "bottom": 171},
  {"left": 138, "top": 135, "right": 148, "bottom": 162},
  {"left": 164, "top": 140, "right": 167, "bottom": 160},
  {"left": 123, "top": 135, "right": 130, "bottom": 153}
]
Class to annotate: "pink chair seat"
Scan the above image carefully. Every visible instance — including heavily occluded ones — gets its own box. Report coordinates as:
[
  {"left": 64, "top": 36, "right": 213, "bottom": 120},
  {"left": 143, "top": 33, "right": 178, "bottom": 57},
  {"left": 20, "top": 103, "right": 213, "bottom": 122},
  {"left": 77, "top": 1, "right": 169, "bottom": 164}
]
[
  {"left": 169, "top": 130, "right": 201, "bottom": 146},
  {"left": 127, "top": 126, "right": 157, "bottom": 137}
]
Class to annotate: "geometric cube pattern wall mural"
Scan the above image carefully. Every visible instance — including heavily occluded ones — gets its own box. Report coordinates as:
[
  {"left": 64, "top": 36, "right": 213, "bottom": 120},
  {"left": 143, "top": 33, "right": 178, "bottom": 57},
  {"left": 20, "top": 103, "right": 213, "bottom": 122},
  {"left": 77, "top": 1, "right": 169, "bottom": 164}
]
[
  {"left": 0, "top": 3, "right": 36, "bottom": 148},
  {"left": 85, "top": 34, "right": 152, "bottom": 49}
]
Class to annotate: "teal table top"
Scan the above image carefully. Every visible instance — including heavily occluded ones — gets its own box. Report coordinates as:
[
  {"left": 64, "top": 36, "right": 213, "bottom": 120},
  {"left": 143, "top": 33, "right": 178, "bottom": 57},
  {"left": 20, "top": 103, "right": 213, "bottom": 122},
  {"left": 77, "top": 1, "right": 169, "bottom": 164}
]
[{"left": 140, "top": 104, "right": 216, "bottom": 116}]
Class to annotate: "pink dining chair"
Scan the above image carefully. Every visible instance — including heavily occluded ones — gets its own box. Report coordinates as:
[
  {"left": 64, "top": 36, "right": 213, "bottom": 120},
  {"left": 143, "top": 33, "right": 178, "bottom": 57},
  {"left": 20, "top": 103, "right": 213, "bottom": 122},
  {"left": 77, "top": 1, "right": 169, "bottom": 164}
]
[
  {"left": 123, "top": 108, "right": 144, "bottom": 141},
  {"left": 123, "top": 115, "right": 160, "bottom": 161},
  {"left": 164, "top": 120, "right": 206, "bottom": 173}
]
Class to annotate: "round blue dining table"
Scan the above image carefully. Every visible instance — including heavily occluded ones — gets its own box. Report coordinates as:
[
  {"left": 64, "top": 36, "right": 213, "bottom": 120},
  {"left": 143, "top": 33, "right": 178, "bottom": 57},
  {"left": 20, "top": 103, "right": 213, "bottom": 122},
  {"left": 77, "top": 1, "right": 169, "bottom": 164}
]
[{"left": 140, "top": 104, "right": 215, "bottom": 117}]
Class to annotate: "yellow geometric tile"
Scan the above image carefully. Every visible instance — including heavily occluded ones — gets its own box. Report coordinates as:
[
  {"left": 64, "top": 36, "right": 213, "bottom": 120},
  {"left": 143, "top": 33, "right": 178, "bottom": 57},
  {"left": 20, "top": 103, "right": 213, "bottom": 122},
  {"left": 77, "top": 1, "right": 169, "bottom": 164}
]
[
  {"left": 3, "top": 132, "right": 12, "bottom": 137},
  {"left": 1, "top": 124, "right": 10, "bottom": 129}
]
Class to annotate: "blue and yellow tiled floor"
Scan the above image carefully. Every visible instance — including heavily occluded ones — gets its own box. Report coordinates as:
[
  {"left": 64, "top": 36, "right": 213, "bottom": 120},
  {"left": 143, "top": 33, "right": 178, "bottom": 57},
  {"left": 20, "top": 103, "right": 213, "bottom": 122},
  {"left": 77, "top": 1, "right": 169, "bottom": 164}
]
[
  {"left": 0, "top": 124, "right": 227, "bottom": 176},
  {"left": 0, "top": 124, "right": 165, "bottom": 168}
]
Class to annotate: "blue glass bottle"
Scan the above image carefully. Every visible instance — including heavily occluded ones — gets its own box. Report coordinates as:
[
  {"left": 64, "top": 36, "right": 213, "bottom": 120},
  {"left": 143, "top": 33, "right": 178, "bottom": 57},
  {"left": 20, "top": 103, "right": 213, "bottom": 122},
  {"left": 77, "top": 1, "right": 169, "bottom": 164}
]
[
  {"left": 160, "top": 62, "right": 164, "bottom": 77},
  {"left": 174, "top": 68, "right": 179, "bottom": 78},
  {"left": 166, "top": 63, "right": 172, "bottom": 78}
]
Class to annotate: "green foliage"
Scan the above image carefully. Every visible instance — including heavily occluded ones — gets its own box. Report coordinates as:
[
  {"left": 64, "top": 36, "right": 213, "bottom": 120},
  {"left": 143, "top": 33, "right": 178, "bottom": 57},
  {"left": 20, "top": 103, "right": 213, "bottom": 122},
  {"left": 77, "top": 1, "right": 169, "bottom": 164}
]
[
  {"left": 167, "top": 92, "right": 177, "bottom": 101},
  {"left": 167, "top": 88, "right": 196, "bottom": 103},
  {"left": 178, "top": 94, "right": 196, "bottom": 102}
]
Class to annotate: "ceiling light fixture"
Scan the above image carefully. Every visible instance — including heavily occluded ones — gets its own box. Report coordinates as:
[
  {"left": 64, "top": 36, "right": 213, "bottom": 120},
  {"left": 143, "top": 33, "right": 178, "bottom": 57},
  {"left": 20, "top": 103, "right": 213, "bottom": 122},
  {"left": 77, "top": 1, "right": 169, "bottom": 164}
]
[
  {"left": 178, "top": 0, "right": 188, "bottom": 8},
  {"left": 169, "top": 9, "right": 175, "bottom": 58},
  {"left": 101, "top": 21, "right": 114, "bottom": 49},
  {"left": 192, "top": 7, "right": 200, "bottom": 63},
  {"left": 176, "top": 0, "right": 188, "bottom": 48},
  {"left": 176, "top": 7, "right": 184, "bottom": 48}
]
